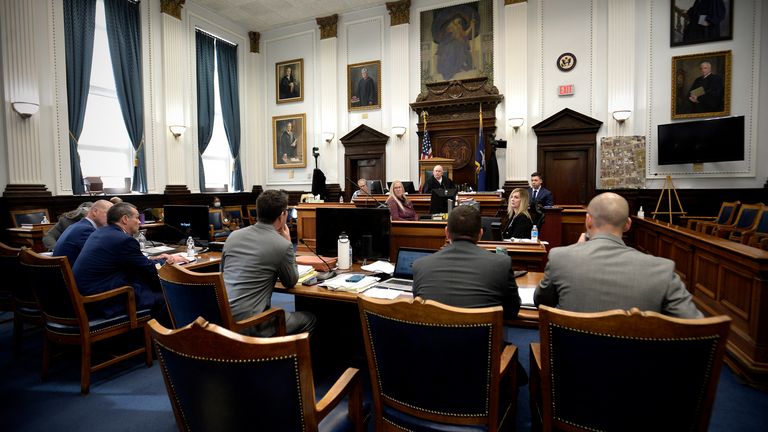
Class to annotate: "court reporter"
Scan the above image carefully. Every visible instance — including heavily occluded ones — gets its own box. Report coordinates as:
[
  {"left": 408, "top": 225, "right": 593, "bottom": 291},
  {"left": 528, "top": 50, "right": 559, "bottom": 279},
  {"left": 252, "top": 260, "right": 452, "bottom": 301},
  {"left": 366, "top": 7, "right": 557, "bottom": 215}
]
[
  {"left": 411, "top": 205, "right": 521, "bottom": 319},
  {"left": 386, "top": 180, "right": 418, "bottom": 221},
  {"left": 534, "top": 192, "right": 703, "bottom": 318},
  {"left": 502, "top": 188, "right": 534, "bottom": 239}
]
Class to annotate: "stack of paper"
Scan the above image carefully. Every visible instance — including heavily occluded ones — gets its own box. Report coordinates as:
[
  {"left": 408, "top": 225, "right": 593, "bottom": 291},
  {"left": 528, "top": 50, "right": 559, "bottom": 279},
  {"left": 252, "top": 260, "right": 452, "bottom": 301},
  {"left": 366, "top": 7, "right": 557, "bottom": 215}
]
[
  {"left": 297, "top": 264, "right": 317, "bottom": 284},
  {"left": 320, "top": 274, "right": 380, "bottom": 293}
]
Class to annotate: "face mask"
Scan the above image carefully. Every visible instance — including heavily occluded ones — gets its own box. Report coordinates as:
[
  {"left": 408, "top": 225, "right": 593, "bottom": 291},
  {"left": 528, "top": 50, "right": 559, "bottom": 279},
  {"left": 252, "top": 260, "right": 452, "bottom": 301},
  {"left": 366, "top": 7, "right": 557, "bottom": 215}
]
[{"left": 213, "top": 202, "right": 221, "bottom": 208}]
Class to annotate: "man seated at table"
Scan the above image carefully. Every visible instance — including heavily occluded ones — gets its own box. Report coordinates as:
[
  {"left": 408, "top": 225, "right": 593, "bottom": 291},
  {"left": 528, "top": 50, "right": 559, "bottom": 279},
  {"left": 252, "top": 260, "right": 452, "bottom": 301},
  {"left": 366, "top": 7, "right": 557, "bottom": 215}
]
[
  {"left": 412, "top": 206, "right": 521, "bottom": 319},
  {"left": 53, "top": 199, "right": 112, "bottom": 266},
  {"left": 222, "top": 189, "right": 317, "bottom": 337},
  {"left": 534, "top": 192, "right": 703, "bottom": 318},
  {"left": 73, "top": 202, "right": 187, "bottom": 321},
  {"left": 351, "top": 178, "right": 368, "bottom": 200},
  {"left": 422, "top": 165, "right": 455, "bottom": 194}
]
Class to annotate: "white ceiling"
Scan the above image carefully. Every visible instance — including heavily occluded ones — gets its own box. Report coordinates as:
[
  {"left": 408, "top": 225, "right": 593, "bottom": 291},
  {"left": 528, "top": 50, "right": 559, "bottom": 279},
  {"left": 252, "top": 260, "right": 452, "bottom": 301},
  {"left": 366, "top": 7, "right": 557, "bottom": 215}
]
[{"left": 192, "top": 0, "right": 386, "bottom": 33}]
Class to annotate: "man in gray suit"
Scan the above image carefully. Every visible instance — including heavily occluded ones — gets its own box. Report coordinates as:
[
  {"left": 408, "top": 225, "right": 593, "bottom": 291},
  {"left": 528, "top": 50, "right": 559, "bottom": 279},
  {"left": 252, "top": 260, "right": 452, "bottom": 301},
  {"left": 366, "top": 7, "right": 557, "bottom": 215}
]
[
  {"left": 412, "top": 206, "right": 521, "bottom": 319},
  {"left": 534, "top": 192, "right": 702, "bottom": 318},
  {"left": 222, "top": 189, "right": 317, "bottom": 336}
]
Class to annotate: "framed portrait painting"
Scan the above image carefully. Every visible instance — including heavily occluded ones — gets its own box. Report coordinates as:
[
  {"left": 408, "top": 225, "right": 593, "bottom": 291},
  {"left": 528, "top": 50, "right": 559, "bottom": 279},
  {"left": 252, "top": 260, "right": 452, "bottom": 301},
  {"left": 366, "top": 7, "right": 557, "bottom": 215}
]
[
  {"left": 347, "top": 60, "right": 381, "bottom": 111},
  {"left": 275, "top": 59, "right": 303, "bottom": 104},
  {"left": 670, "top": 0, "right": 733, "bottom": 47},
  {"left": 671, "top": 50, "right": 730, "bottom": 120},
  {"left": 273, "top": 113, "right": 307, "bottom": 169}
]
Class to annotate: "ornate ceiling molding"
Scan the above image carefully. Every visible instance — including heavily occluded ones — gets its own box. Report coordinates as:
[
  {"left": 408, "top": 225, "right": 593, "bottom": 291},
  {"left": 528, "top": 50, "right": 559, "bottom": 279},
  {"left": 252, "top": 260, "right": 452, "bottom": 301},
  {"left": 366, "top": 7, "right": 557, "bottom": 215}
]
[
  {"left": 160, "top": 0, "right": 185, "bottom": 20},
  {"left": 386, "top": 0, "right": 411, "bottom": 26},
  {"left": 316, "top": 14, "right": 338, "bottom": 40},
  {"left": 248, "top": 31, "right": 260, "bottom": 53}
]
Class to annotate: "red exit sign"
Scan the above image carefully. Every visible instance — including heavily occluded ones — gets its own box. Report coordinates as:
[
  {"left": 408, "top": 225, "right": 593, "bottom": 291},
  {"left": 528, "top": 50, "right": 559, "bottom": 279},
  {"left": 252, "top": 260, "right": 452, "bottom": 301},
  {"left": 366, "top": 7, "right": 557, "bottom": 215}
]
[{"left": 559, "top": 84, "right": 574, "bottom": 96}]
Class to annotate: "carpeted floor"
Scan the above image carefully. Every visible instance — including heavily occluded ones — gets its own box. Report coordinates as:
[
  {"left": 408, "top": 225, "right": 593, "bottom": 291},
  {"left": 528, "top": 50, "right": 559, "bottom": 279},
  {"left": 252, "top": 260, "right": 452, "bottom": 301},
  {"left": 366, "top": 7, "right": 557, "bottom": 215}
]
[{"left": 2, "top": 295, "right": 767, "bottom": 431}]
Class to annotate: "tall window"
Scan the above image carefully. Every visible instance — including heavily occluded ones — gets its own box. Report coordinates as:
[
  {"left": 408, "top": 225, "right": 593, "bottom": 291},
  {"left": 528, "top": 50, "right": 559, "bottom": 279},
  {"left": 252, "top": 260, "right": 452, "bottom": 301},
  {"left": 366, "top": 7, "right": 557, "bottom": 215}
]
[
  {"left": 201, "top": 57, "right": 233, "bottom": 190},
  {"left": 78, "top": 0, "right": 133, "bottom": 190}
]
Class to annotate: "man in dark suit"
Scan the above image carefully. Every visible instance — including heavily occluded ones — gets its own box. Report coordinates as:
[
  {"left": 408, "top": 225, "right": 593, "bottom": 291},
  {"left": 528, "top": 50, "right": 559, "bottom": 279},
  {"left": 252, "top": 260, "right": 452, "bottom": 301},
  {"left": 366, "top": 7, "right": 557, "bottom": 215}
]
[
  {"left": 412, "top": 206, "right": 521, "bottom": 319},
  {"left": 534, "top": 192, "right": 702, "bottom": 318},
  {"left": 53, "top": 199, "right": 112, "bottom": 267},
  {"left": 422, "top": 165, "right": 455, "bottom": 193},
  {"left": 73, "top": 203, "right": 187, "bottom": 320},
  {"left": 528, "top": 171, "right": 554, "bottom": 208}
]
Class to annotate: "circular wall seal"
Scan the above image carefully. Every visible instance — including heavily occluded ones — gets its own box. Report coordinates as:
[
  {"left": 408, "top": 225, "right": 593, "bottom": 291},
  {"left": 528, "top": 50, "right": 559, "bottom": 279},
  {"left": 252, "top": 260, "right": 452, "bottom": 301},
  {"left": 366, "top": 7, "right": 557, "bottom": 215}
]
[{"left": 557, "top": 53, "right": 577, "bottom": 72}]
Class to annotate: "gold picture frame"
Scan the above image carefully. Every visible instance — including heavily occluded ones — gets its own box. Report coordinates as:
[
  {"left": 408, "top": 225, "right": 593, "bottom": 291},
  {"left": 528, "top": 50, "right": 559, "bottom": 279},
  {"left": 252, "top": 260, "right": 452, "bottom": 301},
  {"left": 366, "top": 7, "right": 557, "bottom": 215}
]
[
  {"left": 273, "top": 113, "right": 307, "bottom": 169},
  {"left": 671, "top": 50, "right": 730, "bottom": 120},
  {"left": 347, "top": 60, "right": 381, "bottom": 111},
  {"left": 275, "top": 59, "right": 303, "bottom": 104}
]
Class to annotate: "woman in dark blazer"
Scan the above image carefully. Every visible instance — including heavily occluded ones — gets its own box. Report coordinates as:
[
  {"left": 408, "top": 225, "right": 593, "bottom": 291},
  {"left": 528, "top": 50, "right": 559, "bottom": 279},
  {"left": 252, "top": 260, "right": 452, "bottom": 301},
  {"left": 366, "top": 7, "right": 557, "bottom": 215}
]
[{"left": 502, "top": 188, "right": 533, "bottom": 239}]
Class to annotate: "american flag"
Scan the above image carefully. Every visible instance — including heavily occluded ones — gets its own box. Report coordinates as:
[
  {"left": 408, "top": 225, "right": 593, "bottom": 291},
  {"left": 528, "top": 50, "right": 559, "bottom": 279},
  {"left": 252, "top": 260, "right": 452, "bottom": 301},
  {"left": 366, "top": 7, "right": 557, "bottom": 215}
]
[{"left": 420, "top": 129, "right": 433, "bottom": 160}]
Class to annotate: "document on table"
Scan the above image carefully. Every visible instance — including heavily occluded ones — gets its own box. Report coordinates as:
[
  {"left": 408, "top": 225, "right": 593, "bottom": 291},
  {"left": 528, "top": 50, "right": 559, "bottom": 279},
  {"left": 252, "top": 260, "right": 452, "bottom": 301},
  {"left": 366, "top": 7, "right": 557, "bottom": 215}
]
[
  {"left": 360, "top": 260, "right": 395, "bottom": 274},
  {"left": 362, "top": 288, "right": 406, "bottom": 300},
  {"left": 520, "top": 287, "right": 535, "bottom": 307},
  {"left": 320, "top": 274, "right": 380, "bottom": 293}
]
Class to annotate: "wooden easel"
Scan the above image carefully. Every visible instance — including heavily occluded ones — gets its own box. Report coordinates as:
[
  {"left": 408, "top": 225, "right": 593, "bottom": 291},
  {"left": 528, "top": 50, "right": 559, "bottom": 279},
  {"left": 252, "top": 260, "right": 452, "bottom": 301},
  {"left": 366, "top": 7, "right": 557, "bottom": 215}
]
[{"left": 651, "top": 175, "right": 686, "bottom": 223}]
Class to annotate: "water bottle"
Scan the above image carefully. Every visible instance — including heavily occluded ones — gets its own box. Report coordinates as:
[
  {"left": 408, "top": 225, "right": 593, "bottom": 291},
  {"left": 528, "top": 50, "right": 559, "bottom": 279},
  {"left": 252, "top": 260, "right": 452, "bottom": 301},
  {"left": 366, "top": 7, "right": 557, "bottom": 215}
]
[
  {"left": 41, "top": 215, "right": 49, "bottom": 224},
  {"left": 447, "top": 199, "right": 454, "bottom": 213},
  {"left": 337, "top": 232, "right": 350, "bottom": 269},
  {"left": 186, "top": 236, "right": 195, "bottom": 258},
  {"left": 339, "top": 195, "right": 344, "bottom": 203},
  {"left": 637, "top": 206, "right": 645, "bottom": 219},
  {"left": 531, "top": 225, "right": 539, "bottom": 242},
  {"left": 137, "top": 230, "right": 147, "bottom": 250}
]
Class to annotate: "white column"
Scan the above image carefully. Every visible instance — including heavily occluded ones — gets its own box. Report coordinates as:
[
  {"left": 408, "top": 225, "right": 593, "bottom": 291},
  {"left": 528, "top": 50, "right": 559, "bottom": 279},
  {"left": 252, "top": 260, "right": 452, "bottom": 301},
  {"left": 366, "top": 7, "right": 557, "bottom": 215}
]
[
  {"left": 1, "top": 0, "right": 43, "bottom": 186},
  {"left": 504, "top": 1, "right": 529, "bottom": 181},
  {"left": 606, "top": 0, "right": 635, "bottom": 137},
  {"left": 319, "top": 36, "right": 339, "bottom": 183},
  {"left": 161, "top": 11, "right": 190, "bottom": 188},
  {"left": 388, "top": 22, "right": 410, "bottom": 182}
]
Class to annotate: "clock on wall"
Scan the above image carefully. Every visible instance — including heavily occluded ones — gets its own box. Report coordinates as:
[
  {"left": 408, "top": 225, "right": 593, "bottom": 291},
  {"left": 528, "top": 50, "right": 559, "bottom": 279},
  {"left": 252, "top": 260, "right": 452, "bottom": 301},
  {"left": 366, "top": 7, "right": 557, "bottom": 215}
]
[{"left": 557, "top": 53, "right": 577, "bottom": 72}]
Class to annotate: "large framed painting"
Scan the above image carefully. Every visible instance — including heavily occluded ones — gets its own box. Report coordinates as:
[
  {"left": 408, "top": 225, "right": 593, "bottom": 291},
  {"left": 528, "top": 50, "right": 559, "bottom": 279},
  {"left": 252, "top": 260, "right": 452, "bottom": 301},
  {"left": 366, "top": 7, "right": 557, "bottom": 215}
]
[
  {"left": 275, "top": 59, "right": 303, "bottom": 104},
  {"left": 347, "top": 60, "right": 381, "bottom": 111},
  {"left": 671, "top": 50, "right": 730, "bottom": 120},
  {"left": 273, "top": 113, "right": 306, "bottom": 169},
  {"left": 419, "top": 0, "right": 494, "bottom": 91},
  {"left": 670, "top": 0, "right": 733, "bottom": 47}
]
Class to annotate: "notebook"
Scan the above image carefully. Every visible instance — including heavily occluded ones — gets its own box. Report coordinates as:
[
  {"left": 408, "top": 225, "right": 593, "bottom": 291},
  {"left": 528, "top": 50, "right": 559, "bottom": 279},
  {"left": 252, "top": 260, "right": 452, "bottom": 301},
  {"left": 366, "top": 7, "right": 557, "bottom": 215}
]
[{"left": 372, "top": 247, "right": 435, "bottom": 292}]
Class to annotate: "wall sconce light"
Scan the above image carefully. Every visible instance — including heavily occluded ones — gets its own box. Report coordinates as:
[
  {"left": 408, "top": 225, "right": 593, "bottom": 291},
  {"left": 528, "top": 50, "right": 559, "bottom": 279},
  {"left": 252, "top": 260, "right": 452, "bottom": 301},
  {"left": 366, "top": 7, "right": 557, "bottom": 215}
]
[
  {"left": 12, "top": 102, "right": 39, "bottom": 119},
  {"left": 169, "top": 125, "right": 187, "bottom": 138},
  {"left": 612, "top": 110, "right": 631, "bottom": 123},
  {"left": 392, "top": 126, "right": 407, "bottom": 139},
  {"left": 508, "top": 118, "right": 524, "bottom": 132},
  {"left": 322, "top": 132, "right": 335, "bottom": 143}
]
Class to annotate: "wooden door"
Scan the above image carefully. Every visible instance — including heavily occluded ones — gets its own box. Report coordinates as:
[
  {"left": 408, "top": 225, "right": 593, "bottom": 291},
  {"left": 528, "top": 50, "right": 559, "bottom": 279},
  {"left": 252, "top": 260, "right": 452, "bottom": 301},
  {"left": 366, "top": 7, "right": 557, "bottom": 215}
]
[{"left": 544, "top": 150, "right": 590, "bottom": 205}]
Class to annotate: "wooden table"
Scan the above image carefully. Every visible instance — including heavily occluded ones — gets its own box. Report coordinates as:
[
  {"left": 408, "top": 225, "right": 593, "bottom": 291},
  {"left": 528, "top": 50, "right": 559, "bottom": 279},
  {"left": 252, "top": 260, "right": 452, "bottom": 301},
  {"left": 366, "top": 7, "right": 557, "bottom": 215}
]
[
  {"left": 6, "top": 224, "right": 54, "bottom": 252},
  {"left": 352, "top": 193, "right": 505, "bottom": 217}
]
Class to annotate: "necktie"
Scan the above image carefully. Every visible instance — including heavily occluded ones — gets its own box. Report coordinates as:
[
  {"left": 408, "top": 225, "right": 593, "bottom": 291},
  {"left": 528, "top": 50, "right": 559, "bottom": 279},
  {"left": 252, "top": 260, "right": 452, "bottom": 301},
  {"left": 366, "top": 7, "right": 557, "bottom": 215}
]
[{"left": 533, "top": 189, "right": 538, "bottom": 201}]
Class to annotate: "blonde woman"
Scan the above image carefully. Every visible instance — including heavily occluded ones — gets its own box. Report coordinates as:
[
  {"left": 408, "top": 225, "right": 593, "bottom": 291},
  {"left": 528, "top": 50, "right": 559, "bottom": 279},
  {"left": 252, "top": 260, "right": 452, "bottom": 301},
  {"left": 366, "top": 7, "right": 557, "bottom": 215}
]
[
  {"left": 386, "top": 180, "right": 418, "bottom": 221},
  {"left": 502, "top": 188, "right": 533, "bottom": 239}
]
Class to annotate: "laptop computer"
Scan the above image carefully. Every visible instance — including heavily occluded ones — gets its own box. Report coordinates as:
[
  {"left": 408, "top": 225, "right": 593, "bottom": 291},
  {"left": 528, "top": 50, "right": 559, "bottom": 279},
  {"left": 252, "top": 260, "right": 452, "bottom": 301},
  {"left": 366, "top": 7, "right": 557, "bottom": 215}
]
[{"left": 373, "top": 247, "right": 435, "bottom": 291}]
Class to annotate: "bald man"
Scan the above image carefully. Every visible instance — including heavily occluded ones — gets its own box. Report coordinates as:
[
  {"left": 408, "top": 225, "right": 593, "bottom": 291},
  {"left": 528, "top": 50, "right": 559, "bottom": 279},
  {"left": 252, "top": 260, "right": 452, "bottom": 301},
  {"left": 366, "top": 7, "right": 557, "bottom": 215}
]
[
  {"left": 534, "top": 192, "right": 702, "bottom": 318},
  {"left": 53, "top": 199, "right": 113, "bottom": 267}
]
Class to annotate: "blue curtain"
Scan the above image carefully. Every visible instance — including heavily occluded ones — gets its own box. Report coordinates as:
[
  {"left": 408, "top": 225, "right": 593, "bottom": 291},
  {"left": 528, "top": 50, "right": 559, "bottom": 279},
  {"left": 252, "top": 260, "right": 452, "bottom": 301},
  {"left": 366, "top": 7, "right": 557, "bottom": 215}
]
[
  {"left": 63, "top": 0, "right": 97, "bottom": 195},
  {"left": 215, "top": 41, "right": 243, "bottom": 192},
  {"left": 104, "top": 0, "right": 146, "bottom": 193},
  {"left": 196, "top": 31, "right": 215, "bottom": 191}
]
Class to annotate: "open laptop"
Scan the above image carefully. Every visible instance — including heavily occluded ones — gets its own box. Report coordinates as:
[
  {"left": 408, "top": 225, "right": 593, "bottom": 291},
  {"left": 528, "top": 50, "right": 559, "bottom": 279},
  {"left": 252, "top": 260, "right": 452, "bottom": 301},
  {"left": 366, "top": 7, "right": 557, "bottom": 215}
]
[{"left": 372, "top": 247, "right": 435, "bottom": 292}]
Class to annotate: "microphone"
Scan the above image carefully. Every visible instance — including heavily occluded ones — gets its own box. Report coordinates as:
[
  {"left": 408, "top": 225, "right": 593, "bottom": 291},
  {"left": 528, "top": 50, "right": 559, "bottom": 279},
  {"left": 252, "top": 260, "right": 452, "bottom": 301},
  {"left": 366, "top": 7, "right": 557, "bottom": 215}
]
[
  {"left": 299, "top": 239, "right": 336, "bottom": 282},
  {"left": 345, "top": 177, "right": 388, "bottom": 209}
]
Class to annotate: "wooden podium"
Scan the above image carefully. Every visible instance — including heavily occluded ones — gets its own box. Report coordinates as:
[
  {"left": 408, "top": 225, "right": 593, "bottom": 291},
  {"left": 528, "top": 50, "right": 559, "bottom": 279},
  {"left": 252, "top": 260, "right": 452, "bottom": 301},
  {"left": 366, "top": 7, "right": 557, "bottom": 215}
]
[{"left": 418, "top": 157, "right": 454, "bottom": 192}]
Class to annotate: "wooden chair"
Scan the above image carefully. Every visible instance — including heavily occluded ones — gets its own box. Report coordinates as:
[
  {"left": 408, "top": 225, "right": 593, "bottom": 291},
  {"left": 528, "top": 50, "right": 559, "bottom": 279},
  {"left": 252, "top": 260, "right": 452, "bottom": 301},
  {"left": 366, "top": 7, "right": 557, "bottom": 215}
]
[
  {"left": 83, "top": 176, "right": 104, "bottom": 195},
  {"left": 735, "top": 206, "right": 768, "bottom": 246},
  {"left": 157, "top": 264, "right": 285, "bottom": 335},
  {"left": 358, "top": 296, "right": 517, "bottom": 431},
  {"left": 0, "top": 243, "right": 41, "bottom": 353},
  {"left": 10, "top": 208, "right": 51, "bottom": 227},
  {"left": 711, "top": 203, "right": 765, "bottom": 241},
  {"left": 223, "top": 205, "right": 244, "bottom": 228},
  {"left": 530, "top": 305, "right": 730, "bottom": 432},
  {"left": 687, "top": 200, "right": 740, "bottom": 232},
  {"left": 18, "top": 249, "right": 152, "bottom": 394},
  {"left": 148, "top": 317, "right": 366, "bottom": 432},
  {"left": 246, "top": 204, "right": 258, "bottom": 226},
  {"left": 207, "top": 208, "right": 230, "bottom": 241}
]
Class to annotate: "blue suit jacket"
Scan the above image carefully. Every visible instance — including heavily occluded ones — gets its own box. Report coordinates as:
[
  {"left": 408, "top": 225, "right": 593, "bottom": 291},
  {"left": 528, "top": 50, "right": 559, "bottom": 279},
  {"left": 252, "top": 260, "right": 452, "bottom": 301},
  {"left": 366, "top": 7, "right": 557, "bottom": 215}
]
[
  {"left": 528, "top": 186, "right": 554, "bottom": 208},
  {"left": 52, "top": 218, "right": 96, "bottom": 268},
  {"left": 73, "top": 225, "right": 163, "bottom": 318}
]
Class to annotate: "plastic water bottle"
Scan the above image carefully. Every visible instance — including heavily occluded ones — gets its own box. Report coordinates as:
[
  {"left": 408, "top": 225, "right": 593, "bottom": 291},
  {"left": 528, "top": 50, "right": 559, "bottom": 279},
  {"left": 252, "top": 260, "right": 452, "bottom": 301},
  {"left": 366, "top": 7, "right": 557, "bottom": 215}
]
[
  {"left": 531, "top": 225, "right": 539, "bottom": 242},
  {"left": 41, "top": 215, "right": 49, "bottom": 224},
  {"left": 186, "top": 236, "right": 195, "bottom": 259},
  {"left": 337, "top": 232, "right": 350, "bottom": 269},
  {"left": 637, "top": 206, "right": 645, "bottom": 219},
  {"left": 137, "top": 230, "right": 147, "bottom": 250},
  {"left": 339, "top": 195, "right": 344, "bottom": 203}
]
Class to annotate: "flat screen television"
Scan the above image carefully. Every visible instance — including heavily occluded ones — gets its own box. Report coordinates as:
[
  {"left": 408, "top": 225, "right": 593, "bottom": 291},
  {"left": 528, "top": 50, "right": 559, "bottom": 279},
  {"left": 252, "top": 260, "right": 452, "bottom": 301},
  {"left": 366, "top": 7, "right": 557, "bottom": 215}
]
[
  {"left": 315, "top": 207, "right": 391, "bottom": 261},
  {"left": 162, "top": 204, "right": 210, "bottom": 246},
  {"left": 429, "top": 188, "right": 457, "bottom": 214},
  {"left": 657, "top": 116, "right": 744, "bottom": 165},
  {"left": 367, "top": 180, "right": 385, "bottom": 194}
]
